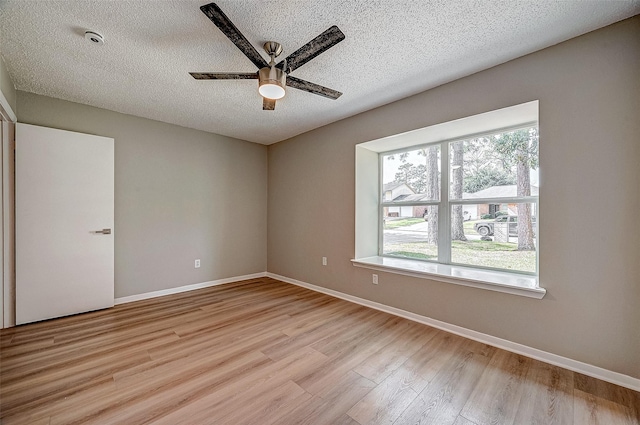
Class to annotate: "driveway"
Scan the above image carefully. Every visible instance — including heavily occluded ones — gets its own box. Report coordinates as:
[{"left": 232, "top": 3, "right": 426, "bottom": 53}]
[{"left": 384, "top": 221, "right": 483, "bottom": 242}]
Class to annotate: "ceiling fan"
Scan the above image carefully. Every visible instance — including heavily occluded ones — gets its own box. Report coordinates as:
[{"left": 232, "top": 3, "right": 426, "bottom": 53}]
[{"left": 190, "top": 2, "right": 345, "bottom": 110}]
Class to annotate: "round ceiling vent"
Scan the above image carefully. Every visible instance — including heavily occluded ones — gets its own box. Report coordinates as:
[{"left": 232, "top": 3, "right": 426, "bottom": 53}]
[{"left": 84, "top": 31, "right": 104, "bottom": 45}]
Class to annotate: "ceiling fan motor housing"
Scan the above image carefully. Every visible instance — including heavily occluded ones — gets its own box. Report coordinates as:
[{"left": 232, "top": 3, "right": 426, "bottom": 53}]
[{"left": 263, "top": 41, "right": 283, "bottom": 59}]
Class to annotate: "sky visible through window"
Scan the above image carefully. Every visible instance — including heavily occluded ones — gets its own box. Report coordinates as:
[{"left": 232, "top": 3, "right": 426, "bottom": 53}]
[{"left": 383, "top": 145, "right": 539, "bottom": 187}]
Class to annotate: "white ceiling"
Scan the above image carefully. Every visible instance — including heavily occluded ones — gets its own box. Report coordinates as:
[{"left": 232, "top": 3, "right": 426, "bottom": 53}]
[{"left": 1, "top": 1, "right": 638, "bottom": 145}]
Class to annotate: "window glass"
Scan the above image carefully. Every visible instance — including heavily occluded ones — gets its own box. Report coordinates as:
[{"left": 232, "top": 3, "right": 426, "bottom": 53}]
[
  {"left": 382, "top": 208, "right": 438, "bottom": 260},
  {"left": 379, "top": 125, "right": 538, "bottom": 274},
  {"left": 450, "top": 202, "right": 537, "bottom": 273},
  {"left": 382, "top": 146, "right": 441, "bottom": 203},
  {"left": 449, "top": 128, "right": 539, "bottom": 200}
]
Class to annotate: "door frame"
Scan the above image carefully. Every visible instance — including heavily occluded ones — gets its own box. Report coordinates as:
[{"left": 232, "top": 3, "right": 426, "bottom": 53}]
[{"left": 1, "top": 88, "right": 16, "bottom": 328}]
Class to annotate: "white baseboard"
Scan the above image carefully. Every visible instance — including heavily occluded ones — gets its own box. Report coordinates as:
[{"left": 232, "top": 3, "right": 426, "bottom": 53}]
[
  {"left": 114, "top": 272, "right": 267, "bottom": 305},
  {"left": 266, "top": 272, "right": 640, "bottom": 392}
]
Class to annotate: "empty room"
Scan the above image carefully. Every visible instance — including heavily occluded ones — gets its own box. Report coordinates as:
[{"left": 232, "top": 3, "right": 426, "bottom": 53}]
[{"left": 1, "top": 1, "right": 639, "bottom": 424}]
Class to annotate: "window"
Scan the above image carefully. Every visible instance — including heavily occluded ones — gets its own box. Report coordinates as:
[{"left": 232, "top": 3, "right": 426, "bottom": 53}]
[
  {"left": 381, "top": 128, "right": 538, "bottom": 274},
  {"left": 354, "top": 101, "right": 544, "bottom": 298}
]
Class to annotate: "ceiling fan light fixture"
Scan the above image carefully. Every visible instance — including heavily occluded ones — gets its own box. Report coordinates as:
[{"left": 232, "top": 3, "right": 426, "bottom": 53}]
[{"left": 258, "top": 66, "right": 286, "bottom": 100}]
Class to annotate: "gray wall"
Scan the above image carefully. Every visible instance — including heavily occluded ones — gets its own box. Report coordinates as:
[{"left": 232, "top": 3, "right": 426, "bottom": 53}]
[
  {"left": 268, "top": 17, "right": 640, "bottom": 379},
  {"left": 18, "top": 92, "right": 268, "bottom": 298}
]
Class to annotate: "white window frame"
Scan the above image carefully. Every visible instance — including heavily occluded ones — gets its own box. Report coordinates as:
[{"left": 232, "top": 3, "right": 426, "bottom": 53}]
[{"left": 353, "top": 101, "right": 545, "bottom": 299}]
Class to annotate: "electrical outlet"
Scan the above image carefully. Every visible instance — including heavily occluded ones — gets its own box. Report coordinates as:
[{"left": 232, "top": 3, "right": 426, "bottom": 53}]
[
  {"left": 195, "top": 259, "right": 201, "bottom": 268},
  {"left": 322, "top": 257, "right": 327, "bottom": 266},
  {"left": 372, "top": 274, "right": 378, "bottom": 285}
]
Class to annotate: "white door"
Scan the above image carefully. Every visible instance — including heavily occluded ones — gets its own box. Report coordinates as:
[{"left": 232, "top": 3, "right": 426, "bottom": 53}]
[{"left": 16, "top": 123, "right": 114, "bottom": 325}]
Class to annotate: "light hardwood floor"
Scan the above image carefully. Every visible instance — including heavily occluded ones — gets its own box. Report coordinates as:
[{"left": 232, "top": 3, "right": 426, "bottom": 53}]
[{"left": 1, "top": 277, "right": 638, "bottom": 424}]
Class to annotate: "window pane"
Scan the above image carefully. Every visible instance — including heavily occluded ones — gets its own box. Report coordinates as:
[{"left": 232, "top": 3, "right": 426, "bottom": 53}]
[
  {"left": 383, "top": 206, "right": 438, "bottom": 260},
  {"left": 382, "top": 145, "right": 441, "bottom": 203},
  {"left": 449, "top": 127, "right": 539, "bottom": 200},
  {"left": 450, "top": 203, "right": 537, "bottom": 273}
]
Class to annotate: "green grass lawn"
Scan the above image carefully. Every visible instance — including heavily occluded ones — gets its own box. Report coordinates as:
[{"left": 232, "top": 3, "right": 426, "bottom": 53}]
[
  {"left": 384, "top": 239, "right": 535, "bottom": 273},
  {"left": 382, "top": 217, "right": 535, "bottom": 272},
  {"left": 384, "top": 217, "right": 424, "bottom": 229},
  {"left": 451, "top": 240, "right": 535, "bottom": 272}
]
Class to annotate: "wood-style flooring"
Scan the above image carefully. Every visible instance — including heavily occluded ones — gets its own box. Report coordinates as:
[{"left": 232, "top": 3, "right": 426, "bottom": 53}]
[{"left": 1, "top": 277, "right": 638, "bottom": 424}]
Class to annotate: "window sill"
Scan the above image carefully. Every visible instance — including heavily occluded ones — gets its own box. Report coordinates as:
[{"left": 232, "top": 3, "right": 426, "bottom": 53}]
[{"left": 351, "top": 256, "right": 545, "bottom": 299}]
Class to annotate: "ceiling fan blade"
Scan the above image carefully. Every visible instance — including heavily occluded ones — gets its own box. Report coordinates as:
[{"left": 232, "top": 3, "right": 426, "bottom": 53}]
[
  {"left": 190, "top": 72, "right": 257, "bottom": 80},
  {"left": 263, "top": 98, "right": 276, "bottom": 111},
  {"left": 200, "top": 3, "right": 268, "bottom": 69},
  {"left": 286, "top": 76, "right": 342, "bottom": 100},
  {"left": 277, "top": 26, "right": 345, "bottom": 73}
]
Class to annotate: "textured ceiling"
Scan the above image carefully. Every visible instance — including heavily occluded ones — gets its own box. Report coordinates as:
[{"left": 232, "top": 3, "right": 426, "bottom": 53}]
[{"left": 1, "top": 1, "right": 639, "bottom": 145}]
